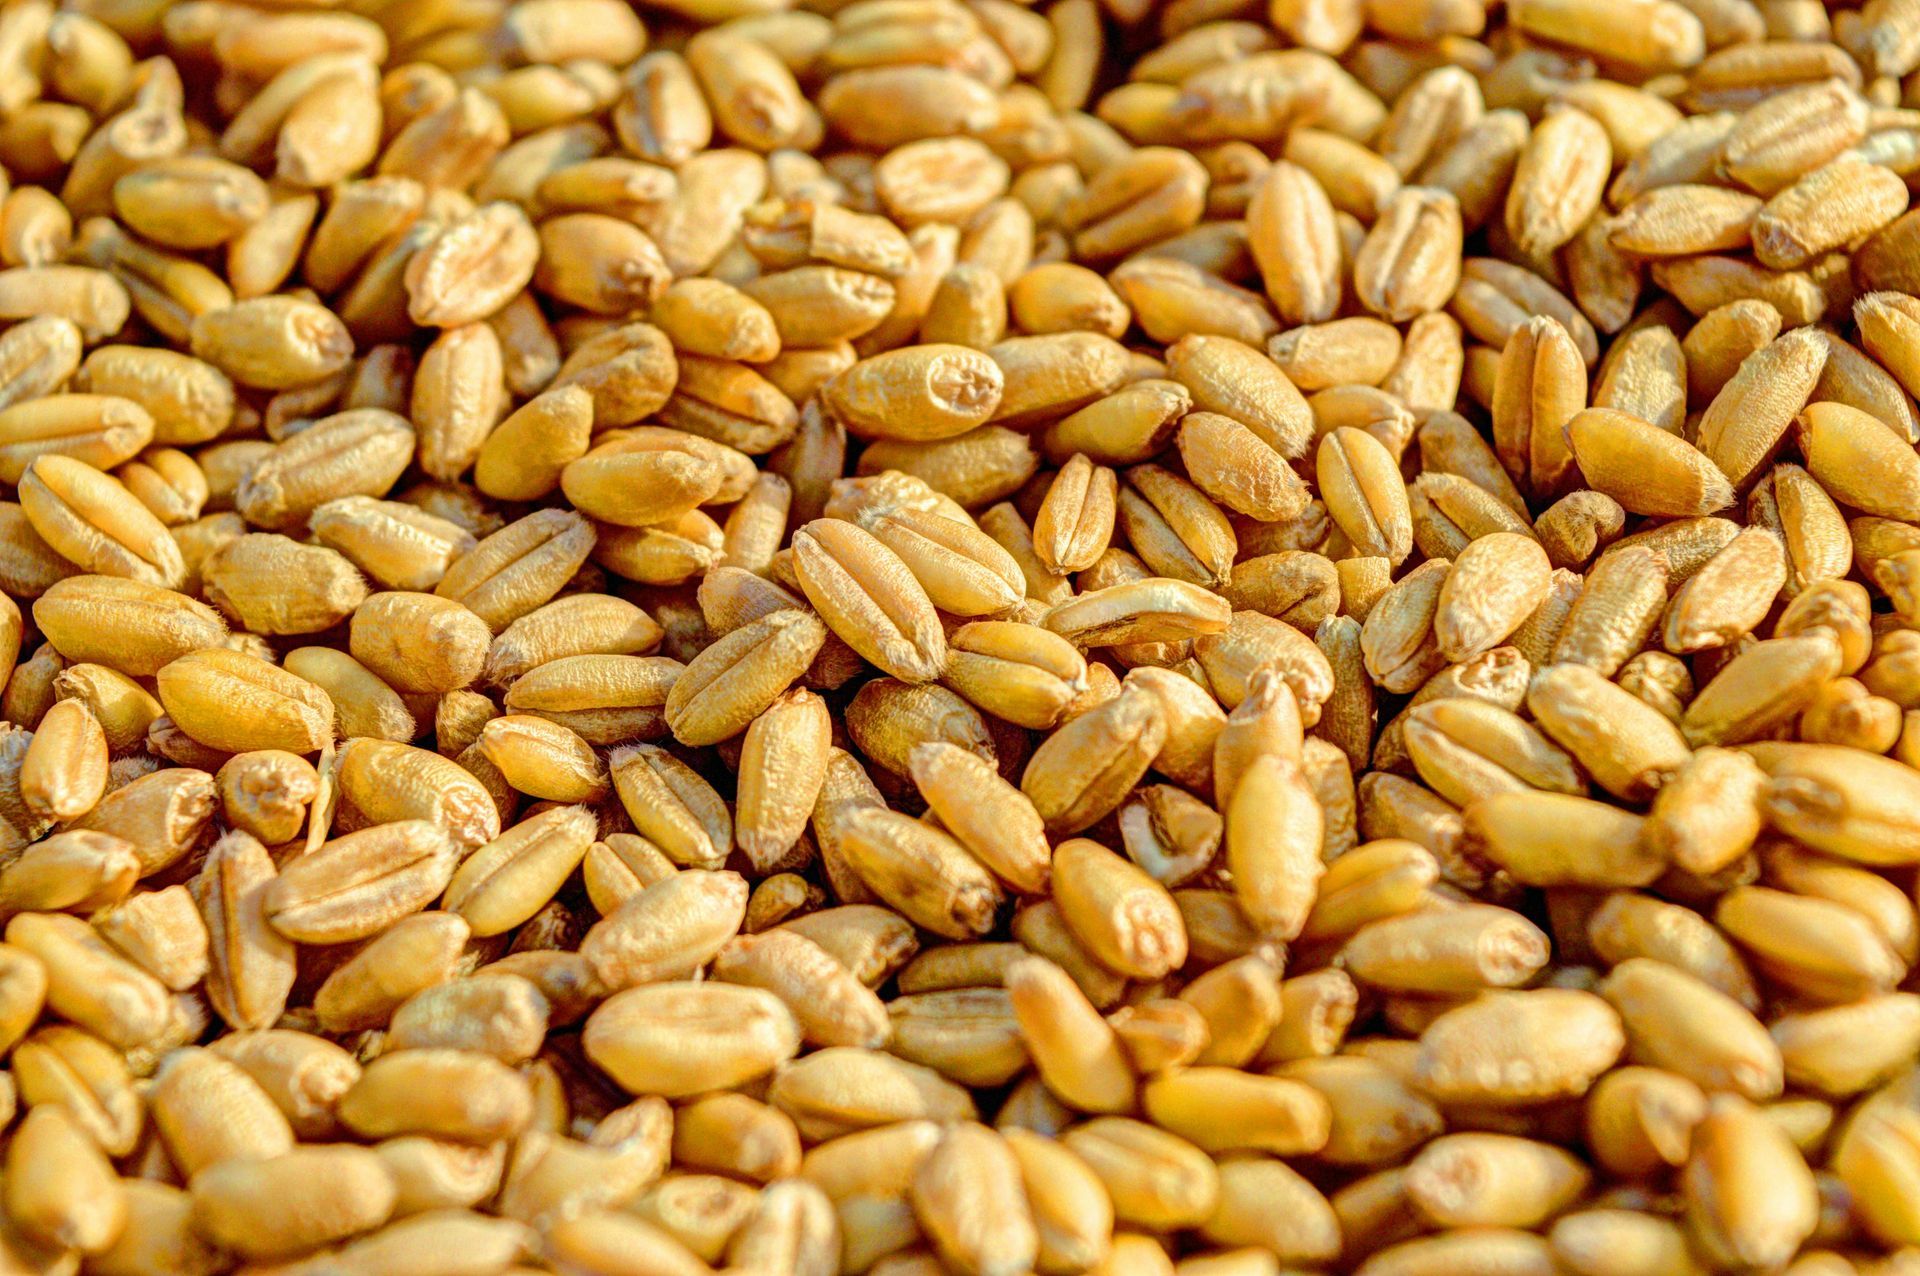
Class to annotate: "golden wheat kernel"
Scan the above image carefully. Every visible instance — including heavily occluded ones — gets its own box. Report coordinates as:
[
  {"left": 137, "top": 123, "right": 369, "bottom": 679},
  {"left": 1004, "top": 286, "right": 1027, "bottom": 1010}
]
[{"left": 350, "top": 591, "right": 490, "bottom": 695}]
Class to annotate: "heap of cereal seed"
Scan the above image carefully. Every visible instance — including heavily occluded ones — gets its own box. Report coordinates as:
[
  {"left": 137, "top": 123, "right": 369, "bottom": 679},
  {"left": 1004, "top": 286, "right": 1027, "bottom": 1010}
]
[{"left": 0, "top": 0, "right": 1916, "bottom": 1270}]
